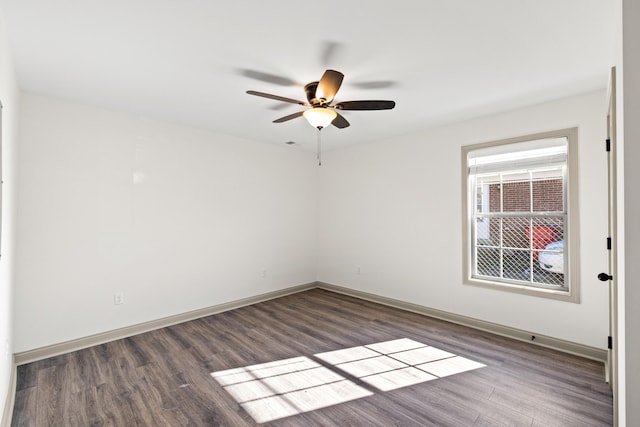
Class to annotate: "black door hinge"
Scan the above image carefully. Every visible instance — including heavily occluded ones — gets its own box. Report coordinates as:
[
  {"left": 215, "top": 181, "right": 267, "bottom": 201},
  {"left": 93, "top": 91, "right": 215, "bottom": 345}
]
[
  {"left": 608, "top": 336, "right": 613, "bottom": 350},
  {"left": 606, "top": 138, "right": 611, "bottom": 152},
  {"left": 607, "top": 237, "right": 612, "bottom": 250}
]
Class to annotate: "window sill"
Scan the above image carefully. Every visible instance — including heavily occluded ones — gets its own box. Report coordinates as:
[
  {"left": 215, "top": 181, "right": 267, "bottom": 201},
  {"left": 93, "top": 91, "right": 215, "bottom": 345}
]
[{"left": 463, "top": 276, "right": 579, "bottom": 303}]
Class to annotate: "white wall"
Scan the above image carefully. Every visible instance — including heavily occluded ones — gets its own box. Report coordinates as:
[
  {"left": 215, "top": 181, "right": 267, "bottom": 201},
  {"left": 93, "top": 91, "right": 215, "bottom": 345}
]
[
  {"left": 317, "top": 90, "right": 609, "bottom": 348},
  {"left": 13, "top": 94, "right": 319, "bottom": 352},
  {"left": 620, "top": 0, "right": 640, "bottom": 424},
  {"left": 0, "top": 8, "right": 20, "bottom": 424}
]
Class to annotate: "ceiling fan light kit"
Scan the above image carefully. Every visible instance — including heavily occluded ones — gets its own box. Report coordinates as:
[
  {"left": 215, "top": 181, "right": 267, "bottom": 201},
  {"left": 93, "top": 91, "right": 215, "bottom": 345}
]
[{"left": 303, "top": 107, "right": 337, "bottom": 129}]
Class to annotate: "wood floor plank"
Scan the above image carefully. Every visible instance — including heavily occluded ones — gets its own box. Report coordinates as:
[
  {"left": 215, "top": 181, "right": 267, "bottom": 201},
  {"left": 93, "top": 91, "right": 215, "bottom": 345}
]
[
  {"left": 35, "top": 364, "right": 69, "bottom": 426},
  {"left": 11, "top": 289, "right": 613, "bottom": 426},
  {"left": 10, "top": 387, "right": 37, "bottom": 427}
]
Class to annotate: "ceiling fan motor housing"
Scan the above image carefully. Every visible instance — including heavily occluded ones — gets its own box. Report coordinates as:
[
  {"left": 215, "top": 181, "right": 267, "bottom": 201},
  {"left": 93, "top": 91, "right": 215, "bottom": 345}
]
[{"left": 304, "top": 81, "right": 323, "bottom": 106}]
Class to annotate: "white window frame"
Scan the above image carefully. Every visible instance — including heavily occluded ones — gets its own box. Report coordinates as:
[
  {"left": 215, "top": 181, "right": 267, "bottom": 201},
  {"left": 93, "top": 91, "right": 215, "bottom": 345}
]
[{"left": 461, "top": 128, "right": 580, "bottom": 303}]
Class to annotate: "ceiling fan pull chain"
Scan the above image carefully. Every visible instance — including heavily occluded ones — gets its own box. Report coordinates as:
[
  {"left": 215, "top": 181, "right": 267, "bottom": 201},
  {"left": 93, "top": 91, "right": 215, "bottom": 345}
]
[{"left": 317, "top": 128, "right": 322, "bottom": 166}]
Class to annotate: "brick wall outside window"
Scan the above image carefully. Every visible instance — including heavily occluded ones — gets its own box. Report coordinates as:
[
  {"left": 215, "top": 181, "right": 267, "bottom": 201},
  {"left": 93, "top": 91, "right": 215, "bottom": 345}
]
[{"left": 489, "top": 179, "right": 563, "bottom": 213}]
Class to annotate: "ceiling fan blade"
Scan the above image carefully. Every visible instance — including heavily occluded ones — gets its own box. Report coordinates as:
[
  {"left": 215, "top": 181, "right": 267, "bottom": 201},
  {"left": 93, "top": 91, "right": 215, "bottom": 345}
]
[
  {"left": 238, "top": 69, "right": 298, "bottom": 86},
  {"left": 273, "top": 111, "right": 305, "bottom": 123},
  {"left": 316, "top": 69, "right": 344, "bottom": 104},
  {"left": 334, "top": 100, "right": 396, "bottom": 110},
  {"left": 246, "top": 90, "right": 307, "bottom": 106},
  {"left": 350, "top": 80, "right": 396, "bottom": 89},
  {"left": 319, "top": 41, "right": 343, "bottom": 67},
  {"left": 331, "top": 113, "right": 350, "bottom": 129}
]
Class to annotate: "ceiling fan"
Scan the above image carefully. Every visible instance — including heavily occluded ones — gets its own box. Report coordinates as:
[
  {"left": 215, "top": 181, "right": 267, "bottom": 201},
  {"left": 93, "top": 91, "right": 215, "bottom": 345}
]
[{"left": 246, "top": 69, "right": 396, "bottom": 130}]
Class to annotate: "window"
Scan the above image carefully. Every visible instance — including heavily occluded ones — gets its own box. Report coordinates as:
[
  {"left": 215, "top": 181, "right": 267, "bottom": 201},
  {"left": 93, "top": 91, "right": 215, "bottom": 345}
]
[{"left": 462, "top": 128, "right": 579, "bottom": 302}]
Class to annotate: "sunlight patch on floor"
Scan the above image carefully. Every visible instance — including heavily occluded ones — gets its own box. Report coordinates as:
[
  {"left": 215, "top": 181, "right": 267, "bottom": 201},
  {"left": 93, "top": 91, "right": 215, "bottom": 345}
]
[
  {"left": 316, "top": 338, "right": 484, "bottom": 392},
  {"left": 211, "top": 338, "right": 485, "bottom": 423},
  {"left": 211, "top": 356, "right": 372, "bottom": 423}
]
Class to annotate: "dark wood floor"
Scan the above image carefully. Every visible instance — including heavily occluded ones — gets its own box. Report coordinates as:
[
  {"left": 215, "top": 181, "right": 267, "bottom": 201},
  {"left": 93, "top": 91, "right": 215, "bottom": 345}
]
[{"left": 11, "top": 288, "right": 613, "bottom": 426}]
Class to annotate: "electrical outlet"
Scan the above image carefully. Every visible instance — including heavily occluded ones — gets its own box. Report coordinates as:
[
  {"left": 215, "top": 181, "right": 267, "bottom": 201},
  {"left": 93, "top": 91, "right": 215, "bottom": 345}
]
[
  {"left": 261, "top": 270, "right": 267, "bottom": 278},
  {"left": 114, "top": 292, "right": 124, "bottom": 305},
  {"left": 356, "top": 266, "right": 361, "bottom": 275}
]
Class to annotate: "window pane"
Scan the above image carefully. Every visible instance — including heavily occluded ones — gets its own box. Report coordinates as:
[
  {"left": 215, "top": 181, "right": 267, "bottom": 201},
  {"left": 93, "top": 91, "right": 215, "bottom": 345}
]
[
  {"left": 531, "top": 216, "right": 565, "bottom": 287},
  {"left": 502, "top": 249, "right": 530, "bottom": 281},
  {"left": 475, "top": 176, "right": 499, "bottom": 212},
  {"left": 503, "top": 217, "right": 530, "bottom": 249},
  {"left": 536, "top": 267, "right": 565, "bottom": 287},
  {"left": 532, "top": 169, "right": 564, "bottom": 212},
  {"left": 475, "top": 217, "right": 492, "bottom": 244},
  {"left": 476, "top": 247, "right": 500, "bottom": 278},
  {"left": 529, "top": 217, "right": 564, "bottom": 256},
  {"left": 501, "top": 172, "right": 530, "bottom": 212}
]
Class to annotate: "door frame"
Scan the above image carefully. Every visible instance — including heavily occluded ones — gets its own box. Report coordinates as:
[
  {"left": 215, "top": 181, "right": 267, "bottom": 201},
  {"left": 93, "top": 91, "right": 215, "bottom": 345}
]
[{"left": 606, "top": 66, "right": 618, "bottom": 423}]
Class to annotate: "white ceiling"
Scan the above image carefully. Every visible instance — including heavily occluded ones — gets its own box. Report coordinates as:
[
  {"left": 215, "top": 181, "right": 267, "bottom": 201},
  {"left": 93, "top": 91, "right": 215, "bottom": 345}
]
[{"left": 0, "top": 0, "right": 616, "bottom": 151}]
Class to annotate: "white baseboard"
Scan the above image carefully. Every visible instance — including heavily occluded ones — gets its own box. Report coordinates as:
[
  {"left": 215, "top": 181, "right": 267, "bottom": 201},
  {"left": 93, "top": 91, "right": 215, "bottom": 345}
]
[
  {"left": 1, "top": 356, "right": 16, "bottom": 427},
  {"left": 14, "top": 282, "right": 316, "bottom": 366},
  {"left": 14, "top": 280, "right": 606, "bottom": 367},
  {"left": 316, "top": 282, "right": 607, "bottom": 363}
]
